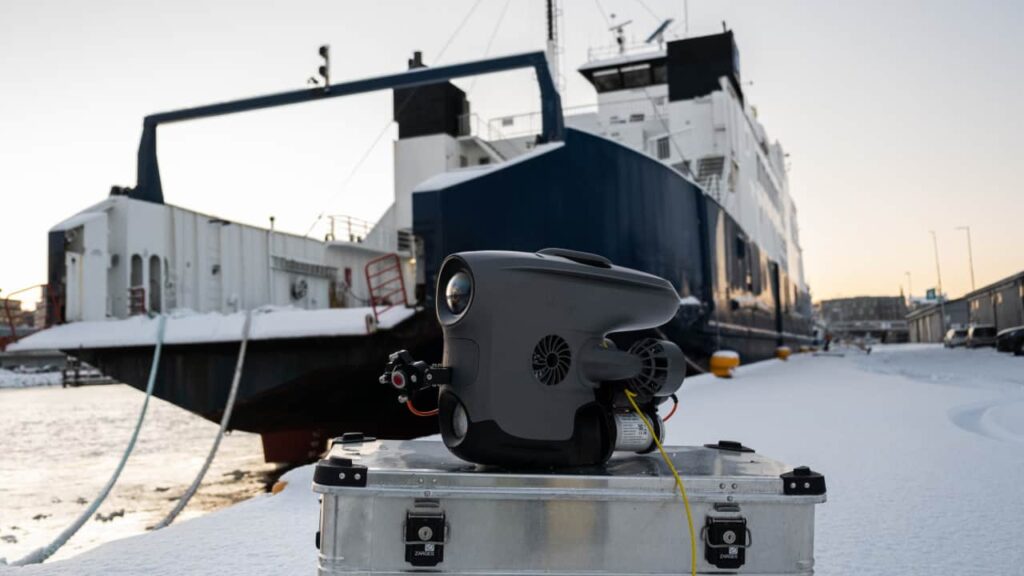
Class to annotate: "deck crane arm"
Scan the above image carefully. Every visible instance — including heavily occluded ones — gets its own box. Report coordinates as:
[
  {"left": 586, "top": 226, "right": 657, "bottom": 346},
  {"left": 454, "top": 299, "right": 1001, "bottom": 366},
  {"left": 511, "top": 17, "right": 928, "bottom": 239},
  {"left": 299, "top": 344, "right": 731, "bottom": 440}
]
[{"left": 133, "top": 51, "right": 563, "bottom": 204}]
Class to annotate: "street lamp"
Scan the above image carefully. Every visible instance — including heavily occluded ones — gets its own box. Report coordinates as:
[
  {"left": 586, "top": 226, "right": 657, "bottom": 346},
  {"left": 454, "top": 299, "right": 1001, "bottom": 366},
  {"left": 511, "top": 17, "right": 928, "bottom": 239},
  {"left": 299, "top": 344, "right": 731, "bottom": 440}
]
[
  {"left": 955, "top": 226, "right": 976, "bottom": 292},
  {"left": 930, "top": 230, "right": 946, "bottom": 334},
  {"left": 904, "top": 271, "right": 912, "bottom": 304}
]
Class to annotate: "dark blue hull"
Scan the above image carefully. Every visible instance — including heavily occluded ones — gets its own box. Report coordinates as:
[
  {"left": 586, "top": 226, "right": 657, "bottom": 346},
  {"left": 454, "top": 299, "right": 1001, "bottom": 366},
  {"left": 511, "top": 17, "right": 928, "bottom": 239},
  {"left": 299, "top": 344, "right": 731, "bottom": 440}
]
[{"left": 414, "top": 128, "right": 814, "bottom": 366}]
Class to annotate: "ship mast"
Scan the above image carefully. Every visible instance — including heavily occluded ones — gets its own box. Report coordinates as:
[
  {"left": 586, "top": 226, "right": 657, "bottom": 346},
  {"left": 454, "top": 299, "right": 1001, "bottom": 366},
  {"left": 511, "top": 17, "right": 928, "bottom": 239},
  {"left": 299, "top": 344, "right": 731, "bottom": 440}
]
[{"left": 545, "top": 0, "right": 563, "bottom": 93}]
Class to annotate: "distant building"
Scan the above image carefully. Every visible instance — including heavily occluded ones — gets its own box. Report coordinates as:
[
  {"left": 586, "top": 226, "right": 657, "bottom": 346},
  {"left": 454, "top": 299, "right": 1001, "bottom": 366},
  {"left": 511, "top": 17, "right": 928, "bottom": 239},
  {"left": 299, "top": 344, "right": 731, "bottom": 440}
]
[
  {"left": 0, "top": 299, "right": 38, "bottom": 349},
  {"left": 964, "top": 270, "right": 1024, "bottom": 331},
  {"left": 0, "top": 298, "right": 22, "bottom": 313},
  {"left": 0, "top": 298, "right": 35, "bottom": 327},
  {"left": 819, "top": 296, "right": 909, "bottom": 342},
  {"left": 906, "top": 298, "right": 968, "bottom": 343},
  {"left": 906, "top": 270, "right": 1023, "bottom": 342}
]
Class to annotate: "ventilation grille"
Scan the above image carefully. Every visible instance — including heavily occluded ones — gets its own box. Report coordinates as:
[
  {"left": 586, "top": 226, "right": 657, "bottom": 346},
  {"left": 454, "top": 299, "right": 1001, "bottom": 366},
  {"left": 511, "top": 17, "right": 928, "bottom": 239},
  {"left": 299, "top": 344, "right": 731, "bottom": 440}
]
[{"left": 531, "top": 334, "right": 571, "bottom": 386}]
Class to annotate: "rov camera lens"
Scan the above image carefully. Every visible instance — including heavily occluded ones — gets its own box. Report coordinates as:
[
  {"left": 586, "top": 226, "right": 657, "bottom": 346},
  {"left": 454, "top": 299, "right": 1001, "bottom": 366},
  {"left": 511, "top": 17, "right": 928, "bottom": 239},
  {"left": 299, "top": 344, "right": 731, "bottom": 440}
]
[{"left": 445, "top": 271, "right": 472, "bottom": 315}]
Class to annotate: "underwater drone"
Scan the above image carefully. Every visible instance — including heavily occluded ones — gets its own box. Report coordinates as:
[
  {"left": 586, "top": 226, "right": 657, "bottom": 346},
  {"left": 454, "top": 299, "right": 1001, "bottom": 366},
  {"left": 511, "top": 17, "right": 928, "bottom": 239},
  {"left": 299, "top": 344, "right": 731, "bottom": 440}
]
[
  {"left": 380, "top": 248, "right": 686, "bottom": 467},
  {"left": 316, "top": 248, "right": 826, "bottom": 575}
]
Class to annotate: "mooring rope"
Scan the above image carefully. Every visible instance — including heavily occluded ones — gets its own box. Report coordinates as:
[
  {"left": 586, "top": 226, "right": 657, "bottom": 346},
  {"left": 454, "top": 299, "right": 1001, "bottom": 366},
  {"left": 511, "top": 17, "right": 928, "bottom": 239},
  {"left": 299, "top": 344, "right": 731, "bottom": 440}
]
[
  {"left": 152, "top": 309, "right": 252, "bottom": 529},
  {"left": 9, "top": 314, "right": 167, "bottom": 566}
]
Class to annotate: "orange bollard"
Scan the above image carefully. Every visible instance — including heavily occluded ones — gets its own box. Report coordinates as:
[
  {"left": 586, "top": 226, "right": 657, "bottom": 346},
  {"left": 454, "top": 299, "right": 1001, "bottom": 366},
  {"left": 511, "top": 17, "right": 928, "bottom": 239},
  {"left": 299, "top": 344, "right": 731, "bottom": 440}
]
[{"left": 710, "top": 350, "right": 740, "bottom": 378}]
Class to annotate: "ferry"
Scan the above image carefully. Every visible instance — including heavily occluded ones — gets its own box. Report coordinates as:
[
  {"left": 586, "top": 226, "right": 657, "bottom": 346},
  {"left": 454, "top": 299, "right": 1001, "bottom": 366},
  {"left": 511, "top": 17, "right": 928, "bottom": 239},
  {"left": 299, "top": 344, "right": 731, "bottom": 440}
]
[{"left": 13, "top": 13, "right": 814, "bottom": 462}]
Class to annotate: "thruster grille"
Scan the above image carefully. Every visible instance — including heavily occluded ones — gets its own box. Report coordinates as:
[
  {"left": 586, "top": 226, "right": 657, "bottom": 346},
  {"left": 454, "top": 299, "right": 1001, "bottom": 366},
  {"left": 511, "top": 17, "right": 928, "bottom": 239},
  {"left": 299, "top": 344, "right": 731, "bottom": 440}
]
[{"left": 626, "top": 338, "right": 671, "bottom": 398}]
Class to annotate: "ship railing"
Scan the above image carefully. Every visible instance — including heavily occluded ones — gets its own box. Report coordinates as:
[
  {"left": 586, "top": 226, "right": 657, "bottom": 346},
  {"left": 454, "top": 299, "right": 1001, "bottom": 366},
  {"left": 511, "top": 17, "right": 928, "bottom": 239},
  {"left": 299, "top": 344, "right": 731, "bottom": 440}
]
[
  {"left": 586, "top": 43, "right": 665, "bottom": 62},
  {"left": 486, "top": 102, "right": 600, "bottom": 141},
  {"left": 487, "top": 112, "right": 543, "bottom": 139},
  {"left": 326, "top": 215, "right": 374, "bottom": 243},
  {"left": 459, "top": 112, "right": 514, "bottom": 142},
  {"left": 365, "top": 253, "right": 409, "bottom": 324},
  {"left": 62, "top": 356, "right": 117, "bottom": 387},
  {"left": 458, "top": 113, "right": 484, "bottom": 138}
]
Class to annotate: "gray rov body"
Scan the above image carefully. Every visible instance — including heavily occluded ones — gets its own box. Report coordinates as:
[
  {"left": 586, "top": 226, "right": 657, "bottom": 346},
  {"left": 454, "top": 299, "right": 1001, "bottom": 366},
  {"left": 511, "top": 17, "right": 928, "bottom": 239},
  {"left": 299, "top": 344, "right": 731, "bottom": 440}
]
[{"left": 384, "top": 248, "right": 686, "bottom": 467}]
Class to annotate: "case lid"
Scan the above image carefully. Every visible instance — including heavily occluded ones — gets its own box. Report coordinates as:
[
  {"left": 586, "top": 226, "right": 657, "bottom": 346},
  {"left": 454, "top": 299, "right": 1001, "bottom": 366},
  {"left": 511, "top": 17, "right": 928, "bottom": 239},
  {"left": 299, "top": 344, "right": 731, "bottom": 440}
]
[{"left": 312, "top": 440, "right": 825, "bottom": 503}]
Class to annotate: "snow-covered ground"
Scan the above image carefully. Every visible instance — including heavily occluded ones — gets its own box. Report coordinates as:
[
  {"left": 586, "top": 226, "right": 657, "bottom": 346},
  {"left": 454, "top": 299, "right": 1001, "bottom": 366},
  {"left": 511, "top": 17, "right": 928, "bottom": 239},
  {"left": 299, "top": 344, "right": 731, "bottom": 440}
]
[
  {"left": 5, "top": 344, "right": 1024, "bottom": 574},
  {"left": 668, "top": 344, "right": 1024, "bottom": 574}
]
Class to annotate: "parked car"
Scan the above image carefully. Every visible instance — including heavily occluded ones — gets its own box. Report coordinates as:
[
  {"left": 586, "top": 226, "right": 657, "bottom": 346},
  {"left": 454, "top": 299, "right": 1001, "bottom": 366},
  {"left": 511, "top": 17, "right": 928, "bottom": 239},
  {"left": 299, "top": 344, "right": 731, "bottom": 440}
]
[
  {"left": 965, "top": 324, "right": 998, "bottom": 348},
  {"left": 944, "top": 328, "right": 968, "bottom": 348},
  {"left": 996, "top": 325, "right": 1024, "bottom": 353}
]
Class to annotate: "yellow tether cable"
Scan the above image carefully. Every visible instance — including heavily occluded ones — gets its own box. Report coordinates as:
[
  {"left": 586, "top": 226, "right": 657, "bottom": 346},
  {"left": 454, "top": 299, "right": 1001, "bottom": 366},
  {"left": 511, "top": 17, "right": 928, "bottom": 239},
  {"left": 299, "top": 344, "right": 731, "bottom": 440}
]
[{"left": 624, "top": 389, "right": 698, "bottom": 576}]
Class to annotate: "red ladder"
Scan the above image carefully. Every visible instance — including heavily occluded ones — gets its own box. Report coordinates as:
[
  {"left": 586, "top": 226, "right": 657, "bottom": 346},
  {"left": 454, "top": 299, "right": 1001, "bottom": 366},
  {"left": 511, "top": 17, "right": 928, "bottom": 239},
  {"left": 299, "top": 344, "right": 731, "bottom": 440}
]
[{"left": 365, "top": 253, "right": 408, "bottom": 324}]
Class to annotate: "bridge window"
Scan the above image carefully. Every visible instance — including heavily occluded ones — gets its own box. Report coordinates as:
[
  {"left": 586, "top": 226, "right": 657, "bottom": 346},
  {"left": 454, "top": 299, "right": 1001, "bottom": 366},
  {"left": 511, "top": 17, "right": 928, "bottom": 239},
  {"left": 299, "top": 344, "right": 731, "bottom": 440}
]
[
  {"left": 588, "top": 60, "right": 668, "bottom": 93},
  {"left": 592, "top": 69, "right": 622, "bottom": 92},
  {"left": 621, "top": 64, "right": 652, "bottom": 88},
  {"left": 652, "top": 63, "right": 667, "bottom": 84}
]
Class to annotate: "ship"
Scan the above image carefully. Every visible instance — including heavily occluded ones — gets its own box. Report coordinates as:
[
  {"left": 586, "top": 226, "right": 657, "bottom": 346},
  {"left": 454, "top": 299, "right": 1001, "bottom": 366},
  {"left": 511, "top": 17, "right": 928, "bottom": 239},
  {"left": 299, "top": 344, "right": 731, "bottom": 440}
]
[{"left": 12, "top": 14, "right": 814, "bottom": 462}]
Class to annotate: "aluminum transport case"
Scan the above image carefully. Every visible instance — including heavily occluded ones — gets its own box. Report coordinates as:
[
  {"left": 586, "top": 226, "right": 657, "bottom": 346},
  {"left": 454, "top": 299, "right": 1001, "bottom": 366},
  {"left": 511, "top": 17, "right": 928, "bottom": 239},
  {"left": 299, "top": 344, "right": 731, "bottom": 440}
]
[{"left": 313, "top": 438, "right": 826, "bottom": 575}]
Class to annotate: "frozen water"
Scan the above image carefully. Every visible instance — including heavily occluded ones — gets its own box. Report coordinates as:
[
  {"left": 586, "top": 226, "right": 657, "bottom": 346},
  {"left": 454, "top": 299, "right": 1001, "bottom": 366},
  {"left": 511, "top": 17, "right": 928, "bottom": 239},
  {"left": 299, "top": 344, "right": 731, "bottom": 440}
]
[
  {"left": 6, "top": 344, "right": 1024, "bottom": 574},
  {"left": 0, "top": 369, "right": 61, "bottom": 389},
  {"left": 0, "top": 384, "right": 277, "bottom": 565}
]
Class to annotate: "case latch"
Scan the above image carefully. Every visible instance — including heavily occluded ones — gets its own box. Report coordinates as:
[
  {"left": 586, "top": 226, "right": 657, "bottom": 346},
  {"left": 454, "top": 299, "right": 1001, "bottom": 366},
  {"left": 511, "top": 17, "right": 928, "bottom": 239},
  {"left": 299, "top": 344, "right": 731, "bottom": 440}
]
[
  {"left": 703, "top": 516, "right": 750, "bottom": 569},
  {"left": 404, "top": 504, "right": 446, "bottom": 567}
]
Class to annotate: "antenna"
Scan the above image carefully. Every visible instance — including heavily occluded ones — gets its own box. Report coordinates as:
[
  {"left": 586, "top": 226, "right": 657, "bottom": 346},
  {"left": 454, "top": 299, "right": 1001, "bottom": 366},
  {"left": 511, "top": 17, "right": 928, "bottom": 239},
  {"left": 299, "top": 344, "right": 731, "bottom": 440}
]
[
  {"left": 683, "top": 0, "right": 688, "bottom": 37},
  {"left": 645, "top": 18, "right": 674, "bottom": 48},
  {"left": 308, "top": 44, "right": 330, "bottom": 93},
  {"left": 608, "top": 16, "right": 633, "bottom": 54}
]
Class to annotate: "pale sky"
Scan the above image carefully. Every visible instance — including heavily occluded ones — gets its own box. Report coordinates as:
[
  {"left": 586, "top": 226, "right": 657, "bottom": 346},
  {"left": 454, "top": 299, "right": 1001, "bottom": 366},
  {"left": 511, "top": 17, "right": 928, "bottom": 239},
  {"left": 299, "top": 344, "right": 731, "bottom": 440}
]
[{"left": 1, "top": 0, "right": 1021, "bottom": 304}]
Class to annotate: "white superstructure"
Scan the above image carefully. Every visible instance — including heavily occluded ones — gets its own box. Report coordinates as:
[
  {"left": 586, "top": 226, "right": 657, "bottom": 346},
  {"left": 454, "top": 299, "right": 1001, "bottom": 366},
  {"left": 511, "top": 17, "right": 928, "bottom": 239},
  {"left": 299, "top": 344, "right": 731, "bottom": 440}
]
[
  {"left": 488, "top": 34, "right": 807, "bottom": 294},
  {"left": 51, "top": 195, "right": 415, "bottom": 324}
]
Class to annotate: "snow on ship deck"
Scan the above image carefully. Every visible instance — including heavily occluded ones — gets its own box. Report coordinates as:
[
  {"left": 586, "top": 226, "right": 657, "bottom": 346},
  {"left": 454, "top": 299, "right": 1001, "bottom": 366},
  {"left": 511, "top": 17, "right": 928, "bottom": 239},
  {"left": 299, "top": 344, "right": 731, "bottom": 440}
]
[
  {"left": 8, "top": 345, "right": 1023, "bottom": 575},
  {"left": 8, "top": 306, "right": 417, "bottom": 351}
]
